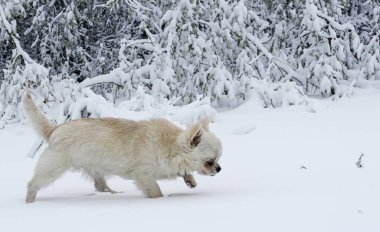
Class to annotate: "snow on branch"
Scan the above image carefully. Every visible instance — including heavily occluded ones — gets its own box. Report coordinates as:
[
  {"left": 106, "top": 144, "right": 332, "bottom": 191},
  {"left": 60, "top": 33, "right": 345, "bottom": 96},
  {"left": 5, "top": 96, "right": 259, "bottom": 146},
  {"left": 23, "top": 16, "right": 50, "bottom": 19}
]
[
  {"left": 316, "top": 11, "right": 355, "bottom": 32},
  {"left": 248, "top": 34, "right": 306, "bottom": 86},
  {"left": 1, "top": 0, "right": 380, "bottom": 126},
  {"left": 79, "top": 68, "right": 124, "bottom": 88}
]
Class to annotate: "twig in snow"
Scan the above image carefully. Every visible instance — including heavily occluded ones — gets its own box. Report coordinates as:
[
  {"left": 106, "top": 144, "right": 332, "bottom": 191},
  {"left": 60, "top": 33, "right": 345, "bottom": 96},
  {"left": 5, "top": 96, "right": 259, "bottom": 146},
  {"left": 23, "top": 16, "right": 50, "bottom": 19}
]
[
  {"left": 356, "top": 153, "right": 364, "bottom": 168},
  {"left": 25, "top": 139, "right": 44, "bottom": 158}
]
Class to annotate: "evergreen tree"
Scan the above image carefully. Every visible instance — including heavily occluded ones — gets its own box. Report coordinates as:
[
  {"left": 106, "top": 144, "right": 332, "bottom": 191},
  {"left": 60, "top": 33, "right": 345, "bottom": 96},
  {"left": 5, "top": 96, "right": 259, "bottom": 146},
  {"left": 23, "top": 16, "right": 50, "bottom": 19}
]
[{"left": 1, "top": 0, "right": 380, "bottom": 125}]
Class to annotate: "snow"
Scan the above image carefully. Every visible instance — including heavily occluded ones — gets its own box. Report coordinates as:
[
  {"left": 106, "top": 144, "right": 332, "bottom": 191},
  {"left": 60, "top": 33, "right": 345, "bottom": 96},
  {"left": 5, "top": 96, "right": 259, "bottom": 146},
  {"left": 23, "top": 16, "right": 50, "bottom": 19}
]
[
  {"left": 1, "top": 89, "right": 380, "bottom": 231},
  {"left": 4, "top": 0, "right": 380, "bottom": 125},
  {"left": 0, "top": 5, "right": 12, "bottom": 32},
  {"left": 316, "top": 11, "right": 355, "bottom": 32}
]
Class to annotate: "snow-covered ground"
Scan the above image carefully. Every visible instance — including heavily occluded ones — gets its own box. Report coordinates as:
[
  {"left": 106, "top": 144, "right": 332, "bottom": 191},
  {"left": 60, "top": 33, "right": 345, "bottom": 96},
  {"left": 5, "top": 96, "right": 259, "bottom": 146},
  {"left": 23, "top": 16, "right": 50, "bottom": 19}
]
[{"left": 1, "top": 89, "right": 380, "bottom": 232}]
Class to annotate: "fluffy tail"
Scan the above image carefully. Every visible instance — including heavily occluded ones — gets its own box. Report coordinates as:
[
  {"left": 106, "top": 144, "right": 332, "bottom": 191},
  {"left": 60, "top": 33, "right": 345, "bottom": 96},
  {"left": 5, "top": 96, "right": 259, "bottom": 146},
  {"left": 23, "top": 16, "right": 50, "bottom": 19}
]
[{"left": 22, "top": 89, "right": 55, "bottom": 141}]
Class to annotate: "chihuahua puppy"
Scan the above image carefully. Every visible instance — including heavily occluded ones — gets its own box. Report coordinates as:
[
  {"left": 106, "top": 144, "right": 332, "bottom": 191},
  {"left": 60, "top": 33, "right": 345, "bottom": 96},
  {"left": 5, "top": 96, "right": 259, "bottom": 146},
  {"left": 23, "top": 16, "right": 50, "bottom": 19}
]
[{"left": 22, "top": 89, "right": 222, "bottom": 203}]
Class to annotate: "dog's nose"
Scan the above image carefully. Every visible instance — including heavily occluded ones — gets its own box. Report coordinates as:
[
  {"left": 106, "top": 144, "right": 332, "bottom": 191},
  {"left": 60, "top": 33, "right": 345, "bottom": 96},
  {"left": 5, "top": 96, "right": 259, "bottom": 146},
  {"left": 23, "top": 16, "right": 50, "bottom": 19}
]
[{"left": 216, "top": 166, "right": 221, "bottom": 173}]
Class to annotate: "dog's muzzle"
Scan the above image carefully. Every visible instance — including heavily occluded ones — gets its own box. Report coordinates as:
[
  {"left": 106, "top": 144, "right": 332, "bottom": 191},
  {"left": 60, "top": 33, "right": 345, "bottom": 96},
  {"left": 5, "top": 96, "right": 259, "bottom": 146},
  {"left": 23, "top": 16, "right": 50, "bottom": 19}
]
[{"left": 210, "top": 165, "right": 222, "bottom": 176}]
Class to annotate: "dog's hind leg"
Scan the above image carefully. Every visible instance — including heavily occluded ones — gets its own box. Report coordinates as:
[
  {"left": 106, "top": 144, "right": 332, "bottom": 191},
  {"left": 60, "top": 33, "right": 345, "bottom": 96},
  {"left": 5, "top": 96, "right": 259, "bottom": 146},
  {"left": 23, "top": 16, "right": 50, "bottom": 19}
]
[
  {"left": 84, "top": 170, "right": 118, "bottom": 194},
  {"left": 26, "top": 150, "right": 67, "bottom": 203},
  {"left": 94, "top": 175, "right": 118, "bottom": 194}
]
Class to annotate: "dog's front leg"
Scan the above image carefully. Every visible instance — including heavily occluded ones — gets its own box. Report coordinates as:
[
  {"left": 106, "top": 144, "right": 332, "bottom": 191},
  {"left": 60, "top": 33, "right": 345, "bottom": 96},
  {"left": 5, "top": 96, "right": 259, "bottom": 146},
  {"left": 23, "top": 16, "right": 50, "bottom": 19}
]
[
  {"left": 134, "top": 176, "right": 163, "bottom": 198},
  {"left": 183, "top": 173, "right": 197, "bottom": 188}
]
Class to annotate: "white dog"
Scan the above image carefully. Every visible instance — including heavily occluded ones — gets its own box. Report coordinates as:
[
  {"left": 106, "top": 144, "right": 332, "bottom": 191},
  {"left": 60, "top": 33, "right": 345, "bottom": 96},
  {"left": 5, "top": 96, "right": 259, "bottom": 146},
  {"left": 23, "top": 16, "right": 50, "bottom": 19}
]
[{"left": 22, "top": 89, "right": 222, "bottom": 203}]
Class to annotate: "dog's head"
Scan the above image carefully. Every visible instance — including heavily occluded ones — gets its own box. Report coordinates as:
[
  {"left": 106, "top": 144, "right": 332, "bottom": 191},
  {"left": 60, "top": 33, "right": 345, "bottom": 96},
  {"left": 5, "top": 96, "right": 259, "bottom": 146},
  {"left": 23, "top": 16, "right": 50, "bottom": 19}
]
[{"left": 178, "top": 118, "right": 222, "bottom": 176}]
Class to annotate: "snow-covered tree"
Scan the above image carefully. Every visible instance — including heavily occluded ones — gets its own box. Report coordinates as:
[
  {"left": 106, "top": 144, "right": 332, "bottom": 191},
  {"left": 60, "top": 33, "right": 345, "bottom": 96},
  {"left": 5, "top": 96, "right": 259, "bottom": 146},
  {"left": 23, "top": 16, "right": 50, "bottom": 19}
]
[
  {"left": 1, "top": 0, "right": 380, "bottom": 125},
  {"left": 0, "top": 0, "right": 51, "bottom": 126}
]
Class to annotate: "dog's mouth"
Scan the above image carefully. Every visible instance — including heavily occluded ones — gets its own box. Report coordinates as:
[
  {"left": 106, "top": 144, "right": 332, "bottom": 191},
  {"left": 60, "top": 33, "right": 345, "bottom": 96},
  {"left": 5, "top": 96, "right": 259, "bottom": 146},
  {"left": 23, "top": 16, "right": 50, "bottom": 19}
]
[
  {"left": 199, "top": 166, "right": 221, "bottom": 176},
  {"left": 198, "top": 169, "right": 210, "bottom": 176},
  {"left": 209, "top": 169, "right": 220, "bottom": 176},
  {"left": 210, "top": 172, "right": 217, "bottom": 176}
]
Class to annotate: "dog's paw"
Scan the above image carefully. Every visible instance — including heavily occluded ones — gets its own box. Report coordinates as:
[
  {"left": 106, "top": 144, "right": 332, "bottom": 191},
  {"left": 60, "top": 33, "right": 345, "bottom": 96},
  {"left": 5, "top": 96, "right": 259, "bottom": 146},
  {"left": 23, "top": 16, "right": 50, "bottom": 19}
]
[
  {"left": 25, "top": 196, "right": 36, "bottom": 204},
  {"left": 185, "top": 180, "right": 197, "bottom": 188},
  {"left": 147, "top": 192, "right": 164, "bottom": 198},
  {"left": 105, "top": 187, "right": 119, "bottom": 194},
  {"left": 184, "top": 175, "right": 197, "bottom": 188}
]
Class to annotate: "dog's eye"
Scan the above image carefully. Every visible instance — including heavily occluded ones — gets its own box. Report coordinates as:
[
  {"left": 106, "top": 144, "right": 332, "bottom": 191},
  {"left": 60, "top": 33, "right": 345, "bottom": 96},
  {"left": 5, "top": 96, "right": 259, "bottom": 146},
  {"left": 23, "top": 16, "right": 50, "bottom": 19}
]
[{"left": 206, "top": 160, "right": 214, "bottom": 166}]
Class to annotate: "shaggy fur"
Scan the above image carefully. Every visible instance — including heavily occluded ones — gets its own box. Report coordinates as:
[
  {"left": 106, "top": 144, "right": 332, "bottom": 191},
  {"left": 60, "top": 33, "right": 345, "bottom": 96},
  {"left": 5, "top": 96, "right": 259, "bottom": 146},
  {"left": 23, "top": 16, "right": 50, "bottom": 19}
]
[{"left": 22, "top": 89, "right": 222, "bottom": 203}]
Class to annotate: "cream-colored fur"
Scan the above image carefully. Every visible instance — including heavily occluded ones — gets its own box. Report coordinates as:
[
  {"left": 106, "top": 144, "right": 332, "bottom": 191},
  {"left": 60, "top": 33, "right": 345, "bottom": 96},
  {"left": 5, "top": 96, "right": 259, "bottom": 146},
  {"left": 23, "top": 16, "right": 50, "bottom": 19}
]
[
  {"left": 22, "top": 89, "right": 55, "bottom": 141},
  {"left": 22, "top": 90, "right": 222, "bottom": 203}
]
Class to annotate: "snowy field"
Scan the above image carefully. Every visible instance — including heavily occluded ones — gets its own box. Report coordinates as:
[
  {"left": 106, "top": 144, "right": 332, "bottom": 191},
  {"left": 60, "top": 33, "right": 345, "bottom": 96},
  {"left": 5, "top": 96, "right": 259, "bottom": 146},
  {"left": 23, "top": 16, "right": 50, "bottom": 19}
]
[{"left": 1, "top": 89, "right": 380, "bottom": 232}]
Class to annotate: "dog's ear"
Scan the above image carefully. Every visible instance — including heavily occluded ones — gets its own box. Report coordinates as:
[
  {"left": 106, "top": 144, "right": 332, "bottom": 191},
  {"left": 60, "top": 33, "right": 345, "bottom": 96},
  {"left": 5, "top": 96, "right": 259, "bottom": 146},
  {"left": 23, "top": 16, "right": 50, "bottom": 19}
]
[
  {"left": 184, "top": 123, "right": 203, "bottom": 148},
  {"left": 178, "top": 120, "right": 207, "bottom": 149},
  {"left": 190, "top": 129, "right": 202, "bottom": 148},
  {"left": 199, "top": 117, "right": 211, "bottom": 132}
]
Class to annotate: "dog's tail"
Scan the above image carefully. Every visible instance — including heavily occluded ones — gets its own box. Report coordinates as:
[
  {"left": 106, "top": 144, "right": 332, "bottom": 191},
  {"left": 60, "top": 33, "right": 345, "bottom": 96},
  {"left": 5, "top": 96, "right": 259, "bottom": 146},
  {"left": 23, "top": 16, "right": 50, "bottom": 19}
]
[{"left": 22, "top": 89, "right": 55, "bottom": 141}]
